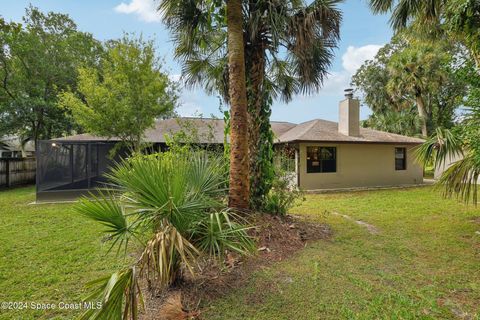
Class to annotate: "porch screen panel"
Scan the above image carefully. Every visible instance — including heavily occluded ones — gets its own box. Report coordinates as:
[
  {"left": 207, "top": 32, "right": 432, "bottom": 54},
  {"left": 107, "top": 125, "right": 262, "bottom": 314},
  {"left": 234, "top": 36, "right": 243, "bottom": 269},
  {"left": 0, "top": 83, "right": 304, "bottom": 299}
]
[
  {"left": 72, "top": 144, "right": 88, "bottom": 189},
  {"left": 37, "top": 141, "right": 73, "bottom": 191},
  {"left": 37, "top": 141, "right": 121, "bottom": 193}
]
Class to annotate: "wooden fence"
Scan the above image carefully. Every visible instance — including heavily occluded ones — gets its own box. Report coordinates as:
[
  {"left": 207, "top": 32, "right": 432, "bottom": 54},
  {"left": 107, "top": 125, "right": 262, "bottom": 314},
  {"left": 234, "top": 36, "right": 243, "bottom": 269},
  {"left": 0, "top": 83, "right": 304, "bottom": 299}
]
[{"left": 0, "top": 158, "right": 36, "bottom": 188}]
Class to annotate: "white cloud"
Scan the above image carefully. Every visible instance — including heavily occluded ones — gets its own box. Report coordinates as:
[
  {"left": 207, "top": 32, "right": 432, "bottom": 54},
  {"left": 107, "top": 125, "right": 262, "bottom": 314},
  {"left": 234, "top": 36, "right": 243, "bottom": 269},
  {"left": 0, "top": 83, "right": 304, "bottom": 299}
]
[
  {"left": 176, "top": 102, "right": 203, "bottom": 117},
  {"left": 114, "top": 0, "right": 162, "bottom": 23},
  {"left": 274, "top": 45, "right": 382, "bottom": 122},
  {"left": 318, "top": 71, "right": 351, "bottom": 95},
  {"left": 176, "top": 89, "right": 206, "bottom": 117},
  {"left": 313, "top": 44, "right": 382, "bottom": 97},
  {"left": 342, "top": 45, "right": 382, "bottom": 74}
]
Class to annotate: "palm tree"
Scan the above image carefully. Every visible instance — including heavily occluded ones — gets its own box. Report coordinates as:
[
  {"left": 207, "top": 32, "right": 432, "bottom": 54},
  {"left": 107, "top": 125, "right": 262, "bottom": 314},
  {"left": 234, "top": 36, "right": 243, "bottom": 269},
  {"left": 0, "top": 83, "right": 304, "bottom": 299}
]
[
  {"left": 244, "top": 0, "right": 341, "bottom": 208},
  {"left": 226, "top": 0, "right": 250, "bottom": 209},
  {"left": 78, "top": 152, "right": 254, "bottom": 319},
  {"left": 159, "top": 0, "right": 342, "bottom": 207},
  {"left": 386, "top": 44, "right": 446, "bottom": 137},
  {"left": 368, "top": 0, "right": 480, "bottom": 67},
  {"left": 363, "top": 107, "right": 421, "bottom": 136},
  {"left": 369, "top": 0, "right": 443, "bottom": 30}
]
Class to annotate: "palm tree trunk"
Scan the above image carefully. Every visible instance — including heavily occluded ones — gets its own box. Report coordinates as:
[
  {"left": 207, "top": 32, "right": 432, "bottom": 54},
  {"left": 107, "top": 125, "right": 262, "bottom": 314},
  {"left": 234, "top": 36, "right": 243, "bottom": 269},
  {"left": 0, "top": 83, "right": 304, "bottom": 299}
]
[
  {"left": 415, "top": 94, "right": 428, "bottom": 137},
  {"left": 227, "top": 0, "right": 250, "bottom": 209},
  {"left": 247, "top": 45, "right": 266, "bottom": 204},
  {"left": 472, "top": 50, "right": 480, "bottom": 71}
]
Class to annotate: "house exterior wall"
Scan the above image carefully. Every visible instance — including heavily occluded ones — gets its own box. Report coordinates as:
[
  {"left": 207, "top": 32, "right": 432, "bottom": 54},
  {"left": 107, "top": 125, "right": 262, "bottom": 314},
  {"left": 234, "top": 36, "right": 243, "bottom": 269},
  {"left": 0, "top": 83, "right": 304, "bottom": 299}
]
[
  {"left": 434, "top": 152, "right": 480, "bottom": 183},
  {"left": 297, "top": 142, "right": 423, "bottom": 190},
  {"left": 434, "top": 152, "right": 462, "bottom": 180}
]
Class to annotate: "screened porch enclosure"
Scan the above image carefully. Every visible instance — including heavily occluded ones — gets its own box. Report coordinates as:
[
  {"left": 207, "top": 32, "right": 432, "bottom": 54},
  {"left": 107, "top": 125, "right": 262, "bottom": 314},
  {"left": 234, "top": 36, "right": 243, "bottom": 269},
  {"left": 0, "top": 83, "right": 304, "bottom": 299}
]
[{"left": 36, "top": 140, "right": 122, "bottom": 202}]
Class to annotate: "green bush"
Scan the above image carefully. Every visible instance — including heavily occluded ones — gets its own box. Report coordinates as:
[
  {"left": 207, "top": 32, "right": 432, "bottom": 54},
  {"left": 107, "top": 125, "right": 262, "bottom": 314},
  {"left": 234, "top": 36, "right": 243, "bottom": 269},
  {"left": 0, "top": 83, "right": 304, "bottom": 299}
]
[
  {"left": 263, "top": 175, "right": 305, "bottom": 216},
  {"left": 262, "top": 152, "right": 305, "bottom": 215},
  {"left": 76, "top": 150, "right": 254, "bottom": 320}
]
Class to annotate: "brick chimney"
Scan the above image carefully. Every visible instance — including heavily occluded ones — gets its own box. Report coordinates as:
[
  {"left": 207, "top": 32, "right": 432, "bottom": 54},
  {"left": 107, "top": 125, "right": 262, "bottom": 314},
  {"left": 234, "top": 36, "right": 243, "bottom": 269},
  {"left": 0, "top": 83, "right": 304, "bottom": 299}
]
[{"left": 338, "top": 89, "right": 360, "bottom": 137}]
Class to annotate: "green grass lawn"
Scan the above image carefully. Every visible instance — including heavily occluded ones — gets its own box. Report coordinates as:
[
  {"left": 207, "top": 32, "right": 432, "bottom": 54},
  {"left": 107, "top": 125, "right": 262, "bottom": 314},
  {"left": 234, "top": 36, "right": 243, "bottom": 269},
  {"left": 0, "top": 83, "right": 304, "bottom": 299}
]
[
  {"left": 205, "top": 187, "right": 480, "bottom": 320},
  {"left": 1, "top": 186, "right": 479, "bottom": 319},
  {"left": 0, "top": 187, "right": 120, "bottom": 320}
]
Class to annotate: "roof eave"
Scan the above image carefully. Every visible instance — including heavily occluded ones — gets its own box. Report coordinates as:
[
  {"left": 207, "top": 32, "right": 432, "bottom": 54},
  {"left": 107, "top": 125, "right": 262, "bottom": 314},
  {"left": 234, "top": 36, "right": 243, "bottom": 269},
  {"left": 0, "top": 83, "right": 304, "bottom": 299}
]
[{"left": 275, "top": 139, "right": 424, "bottom": 145}]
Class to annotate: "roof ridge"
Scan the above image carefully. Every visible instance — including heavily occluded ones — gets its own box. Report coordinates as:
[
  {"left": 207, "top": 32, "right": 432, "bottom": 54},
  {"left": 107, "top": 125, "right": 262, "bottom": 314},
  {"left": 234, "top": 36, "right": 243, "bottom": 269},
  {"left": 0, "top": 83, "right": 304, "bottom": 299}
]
[
  {"left": 164, "top": 117, "right": 296, "bottom": 123},
  {"left": 361, "top": 127, "right": 424, "bottom": 140},
  {"left": 157, "top": 117, "right": 222, "bottom": 121},
  {"left": 279, "top": 119, "right": 318, "bottom": 141}
]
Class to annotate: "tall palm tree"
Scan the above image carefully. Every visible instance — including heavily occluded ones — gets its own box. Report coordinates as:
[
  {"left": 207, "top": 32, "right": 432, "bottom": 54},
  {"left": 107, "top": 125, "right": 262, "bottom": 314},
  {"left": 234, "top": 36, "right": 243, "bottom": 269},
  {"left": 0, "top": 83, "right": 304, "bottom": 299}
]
[
  {"left": 244, "top": 0, "right": 341, "bottom": 207},
  {"left": 160, "top": 0, "right": 342, "bottom": 207},
  {"left": 227, "top": 0, "right": 250, "bottom": 209},
  {"left": 386, "top": 44, "right": 446, "bottom": 137}
]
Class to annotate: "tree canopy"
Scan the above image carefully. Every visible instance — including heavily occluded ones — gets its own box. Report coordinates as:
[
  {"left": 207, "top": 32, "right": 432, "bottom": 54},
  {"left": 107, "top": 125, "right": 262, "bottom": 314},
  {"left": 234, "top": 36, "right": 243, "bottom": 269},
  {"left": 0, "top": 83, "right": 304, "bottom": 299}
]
[
  {"left": 0, "top": 6, "right": 101, "bottom": 143},
  {"left": 369, "top": 0, "right": 480, "bottom": 67},
  {"left": 59, "top": 35, "right": 178, "bottom": 152},
  {"left": 352, "top": 34, "right": 466, "bottom": 137}
]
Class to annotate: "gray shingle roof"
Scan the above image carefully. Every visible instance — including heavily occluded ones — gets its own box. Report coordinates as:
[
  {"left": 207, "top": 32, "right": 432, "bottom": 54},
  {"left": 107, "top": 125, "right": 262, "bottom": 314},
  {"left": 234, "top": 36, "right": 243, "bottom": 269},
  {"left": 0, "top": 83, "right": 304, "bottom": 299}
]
[
  {"left": 276, "top": 119, "right": 424, "bottom": 144},
  {"left": 53, "top": 117, "right": 423, "bottom": 145}
]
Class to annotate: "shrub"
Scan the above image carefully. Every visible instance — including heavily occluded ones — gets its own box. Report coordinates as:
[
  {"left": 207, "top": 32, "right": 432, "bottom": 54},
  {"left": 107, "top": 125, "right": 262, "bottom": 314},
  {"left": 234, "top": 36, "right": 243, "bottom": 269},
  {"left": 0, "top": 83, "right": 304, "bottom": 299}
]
[
  {"left": 263, "top": 175, "right": 305, "bottom": 216},
  {"left": 77, "top": 151, "right": 254, "bottom": 319},
  {"left": 262, "top": 152, "right": 305, "bottom": 215}
]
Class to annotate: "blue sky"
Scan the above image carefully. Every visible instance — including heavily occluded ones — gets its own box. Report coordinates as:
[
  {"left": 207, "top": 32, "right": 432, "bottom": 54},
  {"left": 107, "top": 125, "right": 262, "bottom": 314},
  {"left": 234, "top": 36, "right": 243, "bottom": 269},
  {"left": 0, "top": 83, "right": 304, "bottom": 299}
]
[{"left": 0, "top": 0, "right": 392, "bottom": 123}]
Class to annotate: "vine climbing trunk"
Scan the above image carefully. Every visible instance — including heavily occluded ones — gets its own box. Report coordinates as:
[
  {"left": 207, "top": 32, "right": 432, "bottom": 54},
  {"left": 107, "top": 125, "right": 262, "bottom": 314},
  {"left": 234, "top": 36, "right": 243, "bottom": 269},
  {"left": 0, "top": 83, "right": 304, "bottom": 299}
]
[
  {"left": 247, "top": 48, "right": 264, "bottom": 174},
  {"left": 246, "top": 42, "right": 274, "bottom": 209},
  {"left": 227, "top": 0, "right": 250, "bottom": 209}
]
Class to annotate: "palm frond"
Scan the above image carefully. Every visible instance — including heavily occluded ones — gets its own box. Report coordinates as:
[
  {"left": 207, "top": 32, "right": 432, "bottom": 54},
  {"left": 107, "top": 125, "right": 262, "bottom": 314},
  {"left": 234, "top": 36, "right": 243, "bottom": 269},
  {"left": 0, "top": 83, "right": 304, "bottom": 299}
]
[
  {"left": 187, "top": 151, "right": 228, "bottom": 197},
  {"left": 191, "top": 209, "right": 255, "bottom": 259},
  {"left": 139, "top": 224, "right": 199, "bottom": 289},
  {"left": 439, "top": 152, "right": 480, "bottom": 205},
  {"left": 80, "top": 267, "right": 142, "bottom": 320},
  {"left": 282, "top": 0, "right": 342, "bottom": 95},
  {"left": 80, "top": 149, "right": 255, "bottom": 317},
  {"left": 160, "top": 0, "right": 342, "bottom": 102},
  {"left": 76, "top": 192, "right": 135, "bottom": 255},
  {"left": 415, "top": 127, "right": 464, "bottom": 169},
  {"left": 368, "top": 0, "right": 443, "bottom": 31},
  {"left": 369, "top": 0, "right": 395, "bottom": 13},
  {"left": 266, "top": 56, "right": 299, "bottom": 103}
]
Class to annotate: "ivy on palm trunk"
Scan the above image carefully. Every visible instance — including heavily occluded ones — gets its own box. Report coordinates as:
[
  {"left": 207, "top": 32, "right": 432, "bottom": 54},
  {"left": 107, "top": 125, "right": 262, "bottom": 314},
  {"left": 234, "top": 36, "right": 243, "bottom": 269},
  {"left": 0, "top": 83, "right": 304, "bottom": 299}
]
[{"left": 248, "top": 86, "right": 275, "bottom": 210}]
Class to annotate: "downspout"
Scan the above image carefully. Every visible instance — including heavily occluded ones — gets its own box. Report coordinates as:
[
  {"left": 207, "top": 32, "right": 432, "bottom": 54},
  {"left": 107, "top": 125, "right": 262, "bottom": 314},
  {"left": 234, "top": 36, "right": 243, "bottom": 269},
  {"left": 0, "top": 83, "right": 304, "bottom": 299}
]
[{"left": 295, "top": 144, "right": 300, "bottom": 188}]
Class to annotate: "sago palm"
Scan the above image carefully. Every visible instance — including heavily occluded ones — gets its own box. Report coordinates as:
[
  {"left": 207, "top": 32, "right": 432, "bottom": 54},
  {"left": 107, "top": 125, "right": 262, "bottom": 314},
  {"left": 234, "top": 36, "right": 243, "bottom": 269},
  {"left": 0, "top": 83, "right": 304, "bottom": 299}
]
[{"left": 78, "top": 151, "right": 254, "bottom": 319}]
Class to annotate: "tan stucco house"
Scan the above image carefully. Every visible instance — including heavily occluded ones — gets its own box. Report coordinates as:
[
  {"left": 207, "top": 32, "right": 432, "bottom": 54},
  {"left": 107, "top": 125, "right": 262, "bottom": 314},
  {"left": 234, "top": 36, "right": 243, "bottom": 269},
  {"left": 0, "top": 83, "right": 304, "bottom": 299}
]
[
  {"left": 36, "top": 93, "right": 424, "bottom": 201},
  {"left": 274, "top": 93, "right": 425, "bottom": 190}
]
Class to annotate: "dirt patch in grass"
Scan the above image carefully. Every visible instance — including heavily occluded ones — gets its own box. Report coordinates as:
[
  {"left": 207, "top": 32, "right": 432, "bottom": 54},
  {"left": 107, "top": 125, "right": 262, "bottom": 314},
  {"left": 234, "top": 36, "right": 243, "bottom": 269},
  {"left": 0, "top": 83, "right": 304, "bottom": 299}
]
[
  {"left": 331, "top": 211, "right": 380, "bottom": 235},
  {"left": 469, "top": 216, "right": 480, "bottom": 225},
  {"left": 140, "top": 214, "right": 332, "bottom": 320}
]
